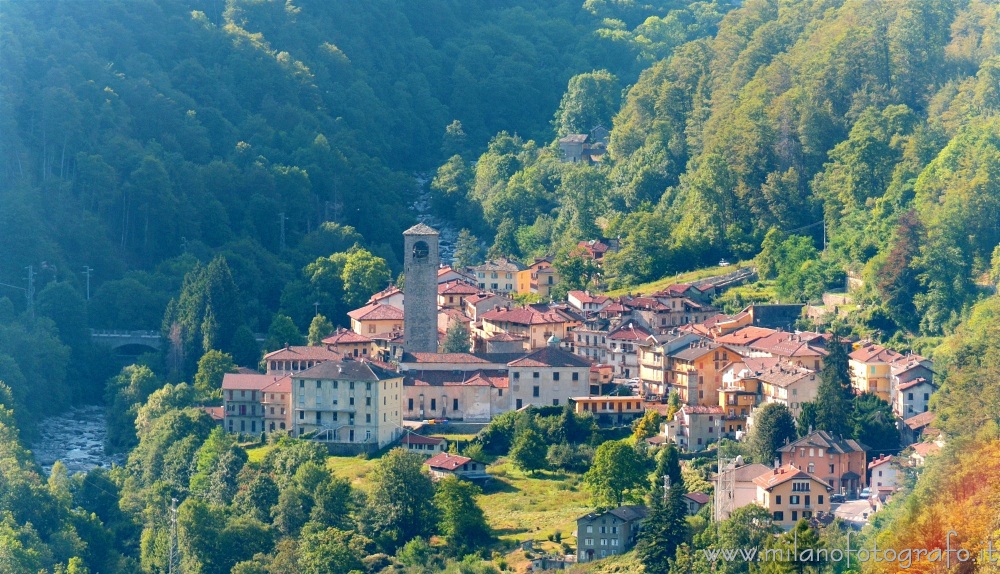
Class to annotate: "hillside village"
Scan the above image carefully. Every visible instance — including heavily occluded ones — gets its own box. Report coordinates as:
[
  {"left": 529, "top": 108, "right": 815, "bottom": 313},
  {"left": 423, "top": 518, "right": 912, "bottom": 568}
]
[{"left": 219, "top": 224, "right": 942, "bottom": 569}]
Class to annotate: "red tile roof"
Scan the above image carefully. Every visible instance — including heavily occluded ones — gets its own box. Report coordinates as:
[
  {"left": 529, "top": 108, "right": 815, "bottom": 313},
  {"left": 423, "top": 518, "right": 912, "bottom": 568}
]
[
  {"left": 897, "top": 377, "right": 933, "bottom": 391},
  {"left": 716, "top": 326, "right": 778, "bottom": 346},
  {"left": 203, "top": 406, "right": 225, "bottom": 421},
  {"left": 480, "top": 305, "right": 567, "bottom": 325},
  {"left": 868, "top": 454, "right": 894, "bottom": 470},
  {"left": 568, "top": 290, "right": 610, "bottom": 305},
  {"left": 685, "top": 492, "right": 711, "bottom": 505},
  {"left": 903, "top": 410, "right": 935, "bottom": 430},
  {"left": 322, "top": 329, "right": 373, "bottom": 345},
  {"left": 753, "top": 465, "right": 833, "bottom": 491},
  {"left": 439, "top": 308, "right": 472, "bottom": 323},
  {"left": 607, "top": 324, "right": 651, "bottom": 341},
  {"left": 261, "top": 375, "right": 291, "bottom": 393},
  {"left": 426, "top": 452, "right": 478, "bottom": 471},
  {"left": 222, "top": 373, "right": 286, "bottom": 391},
  {"left": 367, "top": 285, "right": 402, "bottom": 304},
  {"left": 850, "top": 343, "right": 904, "bottom": 364},
  {"left": 263, "top": 345, "right": 343, "bottom": 362},
  {"left": 911, "top": 442, "right": 940, "bottom": 457},
  {"left": 348, "top": 303, "right": 405, "bottom": 321},
  {"left": 439, "top": 280, "right": 479, "bottom": 295},
  {"left": 487, "top": 332, "right": 526, "bottom": 342}
]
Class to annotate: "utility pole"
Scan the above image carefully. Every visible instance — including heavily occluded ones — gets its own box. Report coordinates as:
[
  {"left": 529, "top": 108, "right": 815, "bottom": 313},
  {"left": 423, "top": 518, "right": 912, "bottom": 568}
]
[
  {"left": 313, "top": 301, "right": 320, "bottom": 316},
  {"left": 82, "top": 266, "right": 93, "bottom": 300},
  {"left": 823, "top": 219, "right": 827, "bottom": 252},
  {"left": 278, "top": 212, "right": 288, "bottom": 251},
  {"left": 168, "top": 497, "right": 179, "bottom": 574},
  {"left": 25, "top": 265, "right": 34, "bottom": 319}
]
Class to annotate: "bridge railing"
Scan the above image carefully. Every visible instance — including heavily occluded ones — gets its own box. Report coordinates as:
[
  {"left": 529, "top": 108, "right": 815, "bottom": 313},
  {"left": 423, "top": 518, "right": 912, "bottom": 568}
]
[{"left": 89, "top": 329, "right": 161, "bottom": 338}]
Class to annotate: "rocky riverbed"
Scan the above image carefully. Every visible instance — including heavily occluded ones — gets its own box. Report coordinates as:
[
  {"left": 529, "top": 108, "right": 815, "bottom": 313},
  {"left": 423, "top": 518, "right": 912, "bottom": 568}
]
[{"left": 32, "top": 404, "right": 124, "bottom": 475}]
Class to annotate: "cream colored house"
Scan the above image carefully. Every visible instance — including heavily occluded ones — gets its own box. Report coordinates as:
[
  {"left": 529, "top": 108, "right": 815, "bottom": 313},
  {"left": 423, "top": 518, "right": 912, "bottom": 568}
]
[
  {"left": 754, "top": 465, "right": 833, "bottom": 530},
  {"left": 507, "top": 345, "right": 593, "bottom": 410},
  {"left": 348, "top": 303, "right": 404, "bottom": 337},
  {"left": 292, "top": 359, "right": 404, "bottom": 449}
]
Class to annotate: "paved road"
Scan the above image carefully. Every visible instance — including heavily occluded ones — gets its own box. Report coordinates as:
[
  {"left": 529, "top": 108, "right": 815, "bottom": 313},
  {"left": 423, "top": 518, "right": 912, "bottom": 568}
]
[{"left": 832, "top": 499, "right": 873, "bottom": 528}]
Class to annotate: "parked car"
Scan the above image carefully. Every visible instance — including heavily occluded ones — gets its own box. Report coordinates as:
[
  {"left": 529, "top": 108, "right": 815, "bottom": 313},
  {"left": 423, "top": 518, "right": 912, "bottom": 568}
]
[
  {"left": 830, "top": 493, "right": 845, "bottom": 503},
  {"left": 859, "top": 487, "right": 871, "bottom": 499}
]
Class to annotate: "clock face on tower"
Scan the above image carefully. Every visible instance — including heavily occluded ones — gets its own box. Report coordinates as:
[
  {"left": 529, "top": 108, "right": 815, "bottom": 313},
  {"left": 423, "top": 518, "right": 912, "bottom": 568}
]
[{"left": 412, "top": 240, "right": 429, "bottom": 260}]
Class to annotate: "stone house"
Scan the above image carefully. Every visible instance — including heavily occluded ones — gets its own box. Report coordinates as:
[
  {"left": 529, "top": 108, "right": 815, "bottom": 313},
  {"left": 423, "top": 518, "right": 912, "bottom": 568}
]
[
  {"left": 663, "top": 405, "right": 724, "bottom": 452},
  {"left": 576, "top": 505, "right": 648, "bottom": 563},
  {"left": 507, "top": 344, "right": 593, "bottom": 410}
]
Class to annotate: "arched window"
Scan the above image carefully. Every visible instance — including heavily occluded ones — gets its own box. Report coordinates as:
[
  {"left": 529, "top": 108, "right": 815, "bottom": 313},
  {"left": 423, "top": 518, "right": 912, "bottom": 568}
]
[{"left": 412, "top": 241, "right": 429, "bottom": 260}]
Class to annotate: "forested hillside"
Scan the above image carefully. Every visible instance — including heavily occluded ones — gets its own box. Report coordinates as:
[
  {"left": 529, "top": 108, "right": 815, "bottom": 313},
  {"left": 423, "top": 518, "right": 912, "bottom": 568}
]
[{"left": 4, "top": 0, "right": 1000, "bottom": 572}]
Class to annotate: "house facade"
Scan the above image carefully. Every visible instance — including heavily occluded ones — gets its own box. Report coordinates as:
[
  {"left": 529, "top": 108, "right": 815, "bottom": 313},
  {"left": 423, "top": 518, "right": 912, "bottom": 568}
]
[
  {"left": 572, "top": 396, "right": 645, "bottom": 426},
  {"left": 470, "top": 258, "right": 526, "bottom": 295},
  {"left": 663, "top": 405, "right": 724, "bottom": 452},
  {"left": 507, "top": 345, "right": 593, "bottom": 410},
  {"left": 868, "top": 455, "right": 900, "bottom": 493},
  {"left": 576, "top": 506, "right": 648, "bottom": 563},
  {"left": 348, "top": 303, "right": 405, "bottom": 337},
  {"left": 401, "top": 433, "right": 447, "bottom": 457},
  {"left": 754, "top": 465, "right": 833, "bottom": 530},
  {"left": 425, "top": 452, "right": 489, "bottom": 482},
  {"left": 261, "top": 375, "right": 292, "bottom": 433},
  {"left": 264, "top": 345, "right": 342, "bottom": 376},
  {"left": 292, "top": 359, "right": 404, "bottom": 449},
  {"left": 222, "top": 373, "right": 274, "bottom": 435},
  {"left": 778, "top": 431, "right": 868, "bottom": 498}
]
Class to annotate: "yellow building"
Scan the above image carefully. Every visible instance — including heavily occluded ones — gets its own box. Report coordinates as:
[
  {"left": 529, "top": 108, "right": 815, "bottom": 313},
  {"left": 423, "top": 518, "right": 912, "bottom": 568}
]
[
  {"left": 718, "top": 377, "right": 759, "bottom": 437},
  {"left": 753, "top": 465, "right": 833, "bottom": 530},
  {"left": 517, "top": 258, "right": 560, "bottom": 297},
  {"left": 848, "top": 343, "right": 903, "bottom": 402},
  {"left": 322, "top": 328, "right": 374, "bottom": 358},
  {"left": 348, "top": 303, "right": 404, "bottom": 336},
  {"left": 572, "top": 396, "right": 645, "bottom": 425}
]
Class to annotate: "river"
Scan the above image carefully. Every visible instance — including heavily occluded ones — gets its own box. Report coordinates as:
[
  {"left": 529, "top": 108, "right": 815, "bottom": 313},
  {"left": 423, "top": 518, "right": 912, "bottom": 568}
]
[{"left": 32, "top": 404, "right": 124, "bottom": 475}]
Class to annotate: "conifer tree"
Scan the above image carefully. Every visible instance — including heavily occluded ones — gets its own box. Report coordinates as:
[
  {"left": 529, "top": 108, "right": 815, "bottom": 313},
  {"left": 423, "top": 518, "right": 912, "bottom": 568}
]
[
  {"left": 636, "top": 443, "right": 688, "bottom": 574},
  {"left": 814, "top": 335, "right": 854, "bottom": 437}
]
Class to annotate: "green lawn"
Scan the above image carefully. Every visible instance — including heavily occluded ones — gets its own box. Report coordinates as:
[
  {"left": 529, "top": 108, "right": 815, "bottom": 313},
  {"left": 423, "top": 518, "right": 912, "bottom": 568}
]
[
  {"left": 244, "top": 444, "right": 273, "bottom": 464},
  {"left": 479, "top": 460, "right": 591, "bottom": 547},
  {"left": 604, "top": 263, "right": 746, "bottom": 297},
  {"left": 325, "top": 454, "right": 380, "bottom": 487}
]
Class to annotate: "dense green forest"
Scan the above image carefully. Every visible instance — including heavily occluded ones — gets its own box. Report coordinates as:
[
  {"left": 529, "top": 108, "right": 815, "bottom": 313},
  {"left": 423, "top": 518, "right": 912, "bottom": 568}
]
[{"left": 3, "top": 0, "right": 1000, "bottom": 571}]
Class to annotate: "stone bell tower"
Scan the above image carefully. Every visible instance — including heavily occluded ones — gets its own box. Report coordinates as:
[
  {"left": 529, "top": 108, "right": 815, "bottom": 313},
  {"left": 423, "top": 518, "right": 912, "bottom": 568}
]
[{"left": 403, "top": 223, "right": 440, "bottom": 354}]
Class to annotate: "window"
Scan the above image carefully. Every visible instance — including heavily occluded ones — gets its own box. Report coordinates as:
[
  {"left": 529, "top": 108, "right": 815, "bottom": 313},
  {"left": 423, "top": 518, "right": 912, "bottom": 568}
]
[
  {"left": 829, "top": 464, "right": 835, "bottom": 473},
  {"left": 431, "top": 399, "right": 437, "bottom": 410},
  {"left": 773, "top": 511, "right": 784, "bottom": 521},
  {"left": 790, "top": 495, "right": 800, "bottom": 505},
  {"left": 775, "top": 495, "right": 781, "bottom": 504},
  {"left": 908, "top": 392, "right": 913, "bottom": 400},
  {"left": 924, "top": 392, "right": 930, "bottom": 400},
  {"left": 792, "top": 511, "right": 798, "bottom": 521},
  {"left": 533, "top": 372, "right": 539, "bottom": 379},
  {"left": 533, "top": 386, "right": 540, "bottom": 397},
  {"left": 366, "top": 414, "right": 371, "bottom": 423},
  {"left": 585, "top": 538, "right": 594, "bottom": 546},
  {"left": 553, "top": 399, "right": 559, "bottom": 406},
  {"left": 299, "top": 411, "right": 304, "bottom": 420},
  {"left": 513, "top": 372, "right": 520, "bottom": 380},
  {"left": 600, "top": 539, "right": 607, "bottom": 546},
  {"left": 299, "top": 380, "right": 304, "bottom": 388},
  {"left": 516, "top": 399, "right": 523, "bottom": 409},
  {"left": 586, "top": 526, "right": 593, "bottom": 534},
  {"left": 453, "top": 398, "right": 459, "bottom": 411},
  {"left": 818, "top": 495, "right": 824, "bottom": 505},
  {"left": 408, "top": 398, "right": 413, "bottom": 410},
  {"left": 366, "top": 397, "right": 371, "bottom": 406},
  {"left": 349, "top": 398, "right": 354, "bottom": 406},
  {"left": 553, "top": 372, "right": 560, "bottom": 381},
  {"left": 368, "top": 324, "right": 376, "bottom": 334}
]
